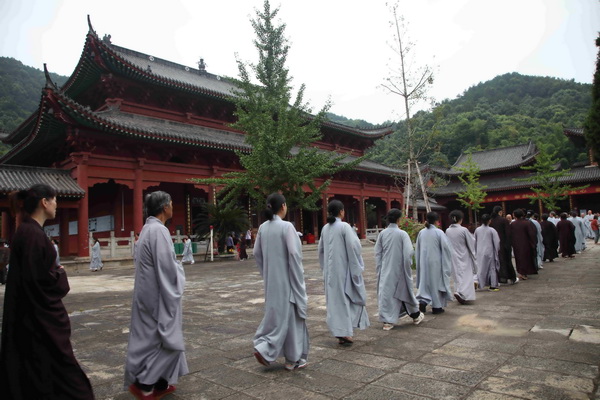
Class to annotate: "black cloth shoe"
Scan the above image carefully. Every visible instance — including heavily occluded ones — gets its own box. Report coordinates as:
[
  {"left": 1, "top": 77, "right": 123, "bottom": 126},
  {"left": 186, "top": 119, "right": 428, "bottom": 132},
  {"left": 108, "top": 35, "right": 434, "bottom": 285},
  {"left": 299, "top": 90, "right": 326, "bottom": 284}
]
[
  {"left": 419, "top": 303, "right": 427, "bottom": 314},
  {"left": 432, "top": 308, "right": 445, "bottom": 314}
]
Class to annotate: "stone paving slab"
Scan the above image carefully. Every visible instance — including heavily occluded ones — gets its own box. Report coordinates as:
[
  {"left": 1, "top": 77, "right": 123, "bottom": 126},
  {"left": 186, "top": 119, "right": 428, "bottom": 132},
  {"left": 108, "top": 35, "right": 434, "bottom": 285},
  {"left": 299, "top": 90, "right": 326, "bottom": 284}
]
[{"left": 1, "top": 240, "right": 599, "bottom": 399}]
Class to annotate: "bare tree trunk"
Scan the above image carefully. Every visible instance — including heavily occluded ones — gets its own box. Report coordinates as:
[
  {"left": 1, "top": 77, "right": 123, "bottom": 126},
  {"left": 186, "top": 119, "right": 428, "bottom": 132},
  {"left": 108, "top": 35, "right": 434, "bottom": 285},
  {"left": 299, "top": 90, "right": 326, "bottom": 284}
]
[
  {"left": 415, "top": 160, "right": 431, "bottom": 213},
  {"left": 405, "top": 161, "right": 411, "bottom": 217}
]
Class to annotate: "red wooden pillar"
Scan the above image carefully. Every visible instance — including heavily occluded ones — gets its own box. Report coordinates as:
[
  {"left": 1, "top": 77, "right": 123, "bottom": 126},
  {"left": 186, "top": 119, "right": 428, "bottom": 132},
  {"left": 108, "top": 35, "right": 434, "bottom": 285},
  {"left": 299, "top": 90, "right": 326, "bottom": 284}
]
[
  {"left": 1, "top": 212, "right": 9, "bottom": 240},
  {"left": 133, "top": 159, "right": 144, "bottom": 235},
  {"left": 76, "top": 154, "right": 89, "bottom": 257},
  {"left": 60, "top": 209, "right": 70, "bottom": 257},
  {"left": 354, "top": 196, "right": 367, "bottom": 239}
]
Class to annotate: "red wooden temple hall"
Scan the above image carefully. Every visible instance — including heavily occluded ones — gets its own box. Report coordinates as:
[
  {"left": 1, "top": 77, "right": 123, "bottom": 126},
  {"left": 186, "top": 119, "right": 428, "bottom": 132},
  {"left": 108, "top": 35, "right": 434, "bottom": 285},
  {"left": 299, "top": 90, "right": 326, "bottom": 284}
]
[
  {"left": 431, "top": 137, "right": 600, "bottom": 227},
  {"left": 0, "top": 18, "right": 406, "bottom": 257}
]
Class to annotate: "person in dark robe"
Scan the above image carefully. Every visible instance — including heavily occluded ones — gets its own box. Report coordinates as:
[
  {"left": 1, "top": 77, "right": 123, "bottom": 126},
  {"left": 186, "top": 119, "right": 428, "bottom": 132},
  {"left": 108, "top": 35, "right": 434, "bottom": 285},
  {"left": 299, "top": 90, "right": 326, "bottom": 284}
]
[
  {"left": 556, "top": 212, "right": 576, "bottom": 258},
  {"left": 238, "top": 233, "right": 248, "bottom": 260},
  {"left": 540, "top": 214, "right": 559, "bottom": 262},
  {"left": 509, "top": 209, "right": 538, "bottom": 280},
  {"left": 490, "top": 206, "right": 517, "bottom": 284},
  {"left": 0, "top": 184, "right": 95, "bottom": 400}
]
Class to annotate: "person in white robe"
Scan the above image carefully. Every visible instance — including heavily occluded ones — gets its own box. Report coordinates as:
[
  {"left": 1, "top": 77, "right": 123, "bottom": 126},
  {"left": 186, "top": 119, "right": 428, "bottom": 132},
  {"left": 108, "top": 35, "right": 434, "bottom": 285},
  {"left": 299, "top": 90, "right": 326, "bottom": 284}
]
[
  {"left": 375, "top": 208, "right": 424, "bottom": 330},
  {"left": 319, "top": 199, "right": 370, "bottom": 345},
  {"left": 549, "top": 211, "right": 560, "bottom": 226},
  {"left": 583, "top": 211, "right": 594, "bottom": 239},
  {"left": 89, "top": 238, "right": 103, "bottom": 271},
  {"left": 527, "top": 212, "right": 544, "bottom": 270},
  {"left": 416, "top": 212, "right": 454, "bottom": 314},
  {"left": 569, "top": 211, "right": 586, "bottom": 253},
  {"left": 125, "top": 191, "right": 188, "bottom": 399},
  {"left": 252, "top": 193, "right": 309, "bottom": 371},
  {"left": 445, "top": 210, "right": 477, "bottom": 303},
  {"left": 475, "top": 214, "right": 501, "bottom": 291},
  {"left": 181, "top": 237, "right": 194, "bottom": 264}
]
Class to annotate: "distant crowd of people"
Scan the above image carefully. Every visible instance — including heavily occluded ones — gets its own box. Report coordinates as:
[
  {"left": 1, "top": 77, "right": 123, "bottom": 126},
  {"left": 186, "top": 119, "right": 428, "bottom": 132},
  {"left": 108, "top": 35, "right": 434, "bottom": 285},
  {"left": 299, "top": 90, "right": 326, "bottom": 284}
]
[{"left": 0, "top": 183, "right": 597, "bottom": 399}]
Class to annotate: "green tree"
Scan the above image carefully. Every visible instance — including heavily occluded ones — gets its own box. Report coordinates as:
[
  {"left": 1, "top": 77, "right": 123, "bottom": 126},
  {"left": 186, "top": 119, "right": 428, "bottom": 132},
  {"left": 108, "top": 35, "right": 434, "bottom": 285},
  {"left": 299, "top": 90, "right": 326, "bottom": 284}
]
[
  {"left": 192, "top": 202, "right": 249, "bottom": 253},
  {"left": 516, "top": 142, "right": 588, "bottom": 212},
  {"left": 456, "top": 153, "right": 487, "bottom": 224},
  {"left": 584, "top": 33, "right": 600, "bottom": 161},
  {"left": 191, "top": 1, "right": 356, "bottom": 210}
]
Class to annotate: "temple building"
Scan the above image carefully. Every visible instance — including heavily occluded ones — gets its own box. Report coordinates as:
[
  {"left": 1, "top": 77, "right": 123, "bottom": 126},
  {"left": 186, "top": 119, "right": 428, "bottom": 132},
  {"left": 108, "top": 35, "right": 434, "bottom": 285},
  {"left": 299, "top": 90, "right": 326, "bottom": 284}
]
[
  {"left": 0, "top": 19, "right": 406, "bottom": 257},
  {"left": 432, "top": 135, "right": 600, "bottom": 226}
]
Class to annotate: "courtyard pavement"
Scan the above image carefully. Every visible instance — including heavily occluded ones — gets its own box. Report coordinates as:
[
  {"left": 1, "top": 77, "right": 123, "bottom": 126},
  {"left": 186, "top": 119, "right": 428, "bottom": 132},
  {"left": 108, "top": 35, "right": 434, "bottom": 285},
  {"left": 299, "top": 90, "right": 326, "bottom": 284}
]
[{"left": 1, "top": 240, "right": 599, "bottom": 399}]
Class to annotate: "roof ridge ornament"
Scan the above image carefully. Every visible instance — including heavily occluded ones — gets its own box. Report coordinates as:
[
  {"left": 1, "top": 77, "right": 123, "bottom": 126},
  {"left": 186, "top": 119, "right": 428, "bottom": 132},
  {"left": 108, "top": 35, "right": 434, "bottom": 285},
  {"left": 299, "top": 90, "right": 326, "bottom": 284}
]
[
  {"left": 198, "top": 58, "right": 206, "bottom": 74},
  {"left": 43, "top": 63, "right": 59, "bottom": 91},
  {"left": 87, "top": 15, "right": 98, "bottom": 37}
]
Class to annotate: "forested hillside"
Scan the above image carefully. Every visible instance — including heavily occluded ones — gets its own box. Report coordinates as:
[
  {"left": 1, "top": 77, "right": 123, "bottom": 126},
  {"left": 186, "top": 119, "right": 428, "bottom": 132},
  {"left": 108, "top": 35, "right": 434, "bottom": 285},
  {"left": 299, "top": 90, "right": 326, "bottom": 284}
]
[
  {"left": 367, "top": 73, "right": 592, "bottom": 168},
  {"left": 0, "top": 59, "right": 591, "bottom": 168},
  {"left": 0, "top": 57, "right": 68, "bottom": 132}
]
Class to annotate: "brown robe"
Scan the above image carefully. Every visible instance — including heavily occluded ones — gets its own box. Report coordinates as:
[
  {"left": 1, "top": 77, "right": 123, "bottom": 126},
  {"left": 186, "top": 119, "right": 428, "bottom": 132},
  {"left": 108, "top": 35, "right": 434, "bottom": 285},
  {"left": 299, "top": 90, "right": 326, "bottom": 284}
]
[
  {"left": 490, "top": 215, "right": 516, "bottom": 282},
  {"left": 0, "top": 216, "right": 94, "bottom": 400},
  {"left": 556, "top": 219, "right": 576, "bottom": 257},
  {"left": 541, "top": 220, "right": 559, "bottom": 261},
  {"left": 509, "top": 218, "right": 538, "bottom": 276}
]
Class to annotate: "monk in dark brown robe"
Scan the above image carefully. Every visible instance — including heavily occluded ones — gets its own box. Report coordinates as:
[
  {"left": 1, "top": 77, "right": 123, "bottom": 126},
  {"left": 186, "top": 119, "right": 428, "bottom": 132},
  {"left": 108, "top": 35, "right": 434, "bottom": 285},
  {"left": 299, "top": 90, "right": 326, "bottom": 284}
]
[
  {"left": 556, "top": 212, "right": 576, "bottom": 258},
  {"left": 509, "top": 209, "right": 538, "bottom": 279},
  {"left": 490, "top": 206, "right": 516, "bottom": 283},
  {"left": 0, "top": 184, "right": 94, "bottom": 400},
  {"left": 540, "top": 214, "right": 559, "bottom": 262}
]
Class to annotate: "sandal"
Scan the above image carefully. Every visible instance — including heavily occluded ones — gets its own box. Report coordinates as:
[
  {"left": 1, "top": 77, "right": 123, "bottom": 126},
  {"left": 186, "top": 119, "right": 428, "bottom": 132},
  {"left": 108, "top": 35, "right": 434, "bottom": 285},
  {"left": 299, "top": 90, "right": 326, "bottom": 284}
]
[{"left": 336, "top": 336, "right": 354, "bottom": 345}]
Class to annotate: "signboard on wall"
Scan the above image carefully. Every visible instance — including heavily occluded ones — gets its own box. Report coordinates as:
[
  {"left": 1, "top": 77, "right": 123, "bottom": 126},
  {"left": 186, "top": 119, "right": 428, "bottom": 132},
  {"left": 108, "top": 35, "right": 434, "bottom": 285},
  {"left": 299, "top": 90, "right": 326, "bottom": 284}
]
[{"left": 44, "top": 215, "right": 115, "bottom": 236}]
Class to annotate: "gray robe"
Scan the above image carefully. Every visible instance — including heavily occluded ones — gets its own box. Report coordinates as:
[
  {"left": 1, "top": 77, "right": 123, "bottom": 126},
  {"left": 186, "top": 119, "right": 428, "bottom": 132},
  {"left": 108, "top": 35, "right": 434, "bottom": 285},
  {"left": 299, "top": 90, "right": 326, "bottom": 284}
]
[
  {"left": 375, "top": 223, "right": 418, "bottom": 323},
  {"left": 475, "top": 225, "right": 500, "bottom": 288},
  {"left": 568, "top": 217, "right": 586, "bottom": 252},
  {"left": 89, "top": 242, "right": 102, "bottom": 270},
  {"left": 415, "top": 226, "right": 454, "bottom": 309},
  {"left": 253, "top": 215, "right": 309, "bottom": 363},
  {"left": 124, "top": 217, "right": 188, "bottom": 388},
  {"left": 583, "top": 215, "right": 594, "bottom": 239},
  {"left": 319, "top": 218, "right": 370, "bottom": 337},
  {"left": 445, "top": 224, "right": 477, "bottom": 301},
  {"left": 181, "top": 240, "right": 194, "bottom": 264},
  {"left": 529, "top": 219, "right": 544, "bottom": 268}
]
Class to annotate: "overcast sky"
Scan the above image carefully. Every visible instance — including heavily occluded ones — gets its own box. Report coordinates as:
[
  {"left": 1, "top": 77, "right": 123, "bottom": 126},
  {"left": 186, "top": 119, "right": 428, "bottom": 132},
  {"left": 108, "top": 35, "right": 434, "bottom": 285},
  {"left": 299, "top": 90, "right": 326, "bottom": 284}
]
[{"left": 1, "top": 0, "right": 599, "bottom": 124}]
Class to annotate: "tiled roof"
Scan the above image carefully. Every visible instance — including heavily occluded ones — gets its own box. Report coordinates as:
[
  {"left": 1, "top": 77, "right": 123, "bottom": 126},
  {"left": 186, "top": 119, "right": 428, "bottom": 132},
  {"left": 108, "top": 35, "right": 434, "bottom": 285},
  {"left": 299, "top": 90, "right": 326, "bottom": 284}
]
[
  {"left": 96, "top": 107, "right": 251, "bottom": 152},
  {"left": 432, "top": 165, "right": 600, "bottom": 196},
  {"left": 75, "top": 29, "right": 391, "bottom": 139},
  {"left": 111, "top": 44, "right": 239, "bottom": 99},
  {"left": 437, "top": 142, "right": 538, "bottom": 175},
  {"left": 0, "top": 165, "right": 84, "bottom": 197},
  {"left": 564, "top": 128, "right": 584, "bottom": 137},
  {"left": 2, "top": 88, "right": 401, "bottom": 176}
]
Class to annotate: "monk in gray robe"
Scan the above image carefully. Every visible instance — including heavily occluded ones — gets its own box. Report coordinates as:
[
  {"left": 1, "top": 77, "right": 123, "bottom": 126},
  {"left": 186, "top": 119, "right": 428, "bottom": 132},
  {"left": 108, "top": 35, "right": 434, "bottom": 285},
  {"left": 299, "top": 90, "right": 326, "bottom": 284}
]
[
  {"left": 527, "top": 211, "right": 544, "bottom": 269},
  {"left": 89, "top": 238, "right": 103, "bottom": 271},
  {"left": 253, "top": 193, "right": 309, "bottom": 371},
  {"left": 375, "top": 208, "right": 424, "bottom": 330},
  {"left": 181, "top": 237, "right": 194, "bottom": 264},
  {"left": 319, "top": 199, "right": 370, "bottom": 345},
  {"left": 416, "top": 212, "right": 454, "bottom": 314},
  {"left": 475, "top": 214, "right": 501, "bottom": 291},
  {"left": 445, "top": 210, "right": 477, "bottom": 303},
  {"left": 125, "top": 191, "right": 188, "bottom": 399},
  {"left": 569, "top": 211, "right": 586, "bottom": 253}
]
